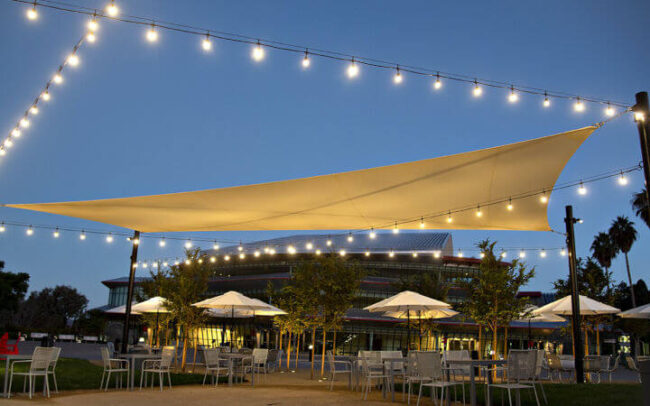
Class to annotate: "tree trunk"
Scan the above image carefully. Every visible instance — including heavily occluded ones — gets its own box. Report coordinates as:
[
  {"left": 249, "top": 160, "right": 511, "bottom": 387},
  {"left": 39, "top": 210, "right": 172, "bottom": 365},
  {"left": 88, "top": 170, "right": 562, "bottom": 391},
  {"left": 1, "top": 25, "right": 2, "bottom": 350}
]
[
  {"left": 584, "top": 328, "right": 589, "bottom": 356},
  {"left": 333, "top": 330, "right": 337, "bottom": 357},
  {"left": 624, "top": 253, "right": 637, "bottom": 307},
  {"left": 311, "top": 327, "right": 316, "bottom": 380},
  {"left": 181, "top": 333, "right": 188, "bottom": 371},
  {"left": 295, "top": 332, "right": 301, "bottom": 369},
  {"left": 320, "top": 328, "right": 327, "bottom": 377},
  {"left": 286, "top": 329, "right": 292, "bottom": 371},
  {"left": 279, "top": 331, "right": 283, "bottom": 369},
  {"left": 492, "top": 326, "right": 498, "bottom": 381},
  {"left": 478, "top": 326, "right": 482, "bottom": 360},
  {"left": 596, "top": 325, "right": 600, "bottom": 356},
  {"left": 191, "top": 329, "right": 198, "bottom": 373},
  {"left": 504, "top": 327, "right": 508, "bottom": 359}
]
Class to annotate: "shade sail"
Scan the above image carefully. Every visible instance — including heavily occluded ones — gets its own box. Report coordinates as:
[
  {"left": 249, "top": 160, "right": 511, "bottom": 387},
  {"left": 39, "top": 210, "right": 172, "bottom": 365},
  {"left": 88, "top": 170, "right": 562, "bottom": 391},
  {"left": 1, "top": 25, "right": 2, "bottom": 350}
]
[
  {"left": 532, "top": 295, "right": 620, "bottom": 316},
  {"left": 4, "top": 126, "right": 595, "bottom": 232}
]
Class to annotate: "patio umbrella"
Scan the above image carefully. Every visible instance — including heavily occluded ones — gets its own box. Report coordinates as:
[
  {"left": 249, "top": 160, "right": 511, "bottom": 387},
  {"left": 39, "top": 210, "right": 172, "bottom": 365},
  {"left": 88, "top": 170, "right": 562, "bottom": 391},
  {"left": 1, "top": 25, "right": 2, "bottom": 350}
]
[
  {"left": 384, "top": 307, "right": 459, "bottom": 350},
  {"left": 531, "top": 295, "right": 620, "bottom": 316},
  {"left": 365, "top": 291, "right": 453, "bottom": 351},
  {"left": 105, "top": 303, "right": 142, "bottom": 315},
  {"left": 517, "top": 305, "right": 565, "bottom": 347},
  {"left": 618, "top": 303, "right": 650, "bottom": 319},
  {"left": 132, "top": 297, "right": 170, "bottom": 347},
  {"left": 192, "top": 291, "right": 279, "bottom": 349}
]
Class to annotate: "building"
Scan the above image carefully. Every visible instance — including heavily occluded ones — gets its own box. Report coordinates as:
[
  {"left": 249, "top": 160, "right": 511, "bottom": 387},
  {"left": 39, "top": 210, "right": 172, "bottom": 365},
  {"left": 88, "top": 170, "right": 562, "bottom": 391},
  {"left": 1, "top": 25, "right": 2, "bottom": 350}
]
[{"left": 102, "top": 232, "right": 561, "bottom": 355}]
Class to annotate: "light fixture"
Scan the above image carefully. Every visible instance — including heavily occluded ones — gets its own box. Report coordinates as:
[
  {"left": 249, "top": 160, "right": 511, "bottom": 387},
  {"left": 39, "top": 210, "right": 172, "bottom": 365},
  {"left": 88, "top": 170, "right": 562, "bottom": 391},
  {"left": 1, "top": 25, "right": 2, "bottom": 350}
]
[
  {"left": 605, "top": 103, "right": 615, "bottom": 117},
  {"left": 252, "top": 41, "right": 265, "bottom": 61},
  {"left": 412, "top": 252, "right": 418, "bottom": 258},
  {"left": 540, "top": 191, "right": 548, "bottom": 204},
  {"left": 26, "top": 226, "right": 34, "bottom": 236},
  {"left": 254, "top": 251, "right": 260, "bottom": 257},
  {"left": 578, "top": 181, "right": 587, "bottom": 195},
  {"left": 388, "top": 250, "right": 395, "bottom": 258},
  {"left": 540, "top": 249, "right": 547, "bottom": 258},
  {"left": 146, "top": 24, "right": 158, "bottom": 42},
  {"left": 369, "top": 228, "right": 376, "bottom": 239},
  {"left": 239, "top": 253, "right": 245, "bottom": 259},
  {"left": 617, "top": 172, "right": 628, "bottom": 186},
  {"left": 67, "top": 54, "right": 79, "bottom": 67},
  {"left": 519, "top": 251, "right": 526, "bottom": 258},
  {"left": 347, "top": 233, "right": 354, "bottom": 242},
  {"left": 634, "top": 112, "right": 645, "bottom": 122},
  {"left": 473, "top": 80, "right": 482, "bottom": 97},
  {"left": 20, "top": 118, "right": 30, "bottom": 128},
  {"left": 365, "top": 250, "right": 370, "bottom": 257},
  {"left": 106, "top": 1, "right": 119, "bottom": 17},
  {"left": 306, "top": 242, "right": 313, "bottom": 250},
  {"left": 446, "top": 212, "right": 453, "bottom": 223},
  {"left": 53, "top": 228, "right": 60, "bottom": 238},
  {"left": 543, "top": 92, "right": 550, "bottom": 107},
  {"left": 433, "top": 251, "right": 441, "bottom": 259},
  {"left": 347, "top": 58, "right": 359, "bottom": 78},
  {"left": 326, "top": 239, "right": 332, "bottom": 246},
  {"left": 457, "top": 250, "right": 464, "bottom": 258},
  {"left": 26, "top": 4, "right": 38, "bottom": 20},
  {"left": 302, "top": 50, "right": 310, "bottom": 68},
  {"left": 202, "top": 34, "right": 212, "bottom": 51},
  {"left": 573, "top": 97, "right": 585, "bottom": 112},
  {"left": 0, "top": 223, "right": 5, "bottom": 232},
  {"left": 508, "top": 86, "right": 518, "bottom": 103},
  {"left": 315, "top": 249, "right": 321, "bottom": 256},
  {"left": 11, "top": 128, "right": 21, "bottom": 137},
  {"left": 339, "top": 249, "right": 346, "bottom": 257},
  {"left": 106, "top": 233, "right": 113, "bottom": 243},
  {"left": 213, "top": 242, "right": 220, "bottom": 250},
  {"left": 132, "top": 238, "right": 140, "bottom": 245},
  {"left": 506, "top": 198, "right": 513, "bottom": 211},
  {"left": 420, "top": 217, "right": 425, "bottom": 229},
  {"left": 393, "top": 66, "right": 403, "bottom": 84},
  {"left": 79, "top": 230, "right": 86, "bottom": 240},
  {"left": 238, "top": 243, "right": 244, "bottom": 252},
  {"left": 479, "top": 252, "right": 485, "bottom": 259},
  {"left": 185, "top": 240, "right": 192, "bottom": 248},
  {"left": 159, "top": 238, "right": 166, "bottom": 247},
  {"left": 433, "top": 73, "right": 442, "bottom": 90},
  {"left": 224, "top": 255, "right": 230, "bottom": 261},
  {"left": 29, "top": 106, "right": 39, "bottom": 115},
  {"left": 392, "top": 223, "right": 399, "bottom": 234},
  {"left": 41, "top": 91, "right": 50, "bottom": 101},
  {"left": 560, "top": 249, "right": 567, "bottom": 256},
  {"left": 476, "top": 205, "right": 483, "bottom": 217},
  {"left": 87, "top": 17, "right": 99, "bottom": 32},
  {"left": 53, "top": 73, "right": 63, "bottom": 84}
]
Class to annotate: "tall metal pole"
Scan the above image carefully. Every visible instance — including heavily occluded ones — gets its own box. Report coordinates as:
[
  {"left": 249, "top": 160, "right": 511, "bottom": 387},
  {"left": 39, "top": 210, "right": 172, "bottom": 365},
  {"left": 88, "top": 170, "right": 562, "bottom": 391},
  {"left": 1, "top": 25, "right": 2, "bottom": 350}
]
[
  {"left": 121, "top": 230, "right": 140, "bottom": 354},
  {"left": 633, "top": 91, "right": 650, "bottom": 208},
  {"left": 564, "top": 205, "right": 584, "bottom": 383}
]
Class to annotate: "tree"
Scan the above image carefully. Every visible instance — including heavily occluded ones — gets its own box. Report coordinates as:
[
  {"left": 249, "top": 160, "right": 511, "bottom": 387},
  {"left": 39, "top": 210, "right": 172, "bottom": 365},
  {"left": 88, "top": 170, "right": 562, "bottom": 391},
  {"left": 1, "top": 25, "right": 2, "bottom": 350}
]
[
  {"left": 609, "top": 216, "right": 638, "bottom": 308},
  {"left": 613, "top": 279, "right": 650, "bottom": 356},
  {"left": 270, "top": 284, "right": 307, "bottom": 371},
  {"left": 0, "top": 262, "right": 30, "bottom": 314},
  {"left": 74, "top": 309, "right": 107, "bottom": 337},
  {"left": 631, "top": 188, "right": 649, "bottom": 228},
  {"left": 459, "top": 240, "right": 534, "bottom": 364},
  {"left": 590, "top": 232, "right": 616, "bottom": 293},
  {"left": 16, "top": 286, "right": 88, "bottom": 333}
]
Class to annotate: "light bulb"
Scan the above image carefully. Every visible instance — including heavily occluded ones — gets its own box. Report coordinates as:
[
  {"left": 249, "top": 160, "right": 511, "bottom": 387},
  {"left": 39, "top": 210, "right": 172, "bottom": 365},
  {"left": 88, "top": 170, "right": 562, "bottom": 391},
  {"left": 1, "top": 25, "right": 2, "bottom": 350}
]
[
  {"left": 365, "top": 251, "right": 370, "bottom": 257},
  {"left": 347, "top": 59, "right": 359, "bottom": 78},
  {"left": 213, "top": 242, "right": 219, "bottom": 250},
  {"left": 287, "top": 245, "right": 296, "bottom": 254},
  {"left": 87, "top": 18, "right": 99, "bottom": 32},
  {"left": 0, "top": 148, "right": 6, "bottom": 155},
  {"left": 473, "top": 81, "right": 482, "bottom": 97},
  {"left": 412, "top": 252, "right": 418, "bottom": 258},
  {"left": 67, "top": 54, "right": 79, "bottom": 67},
  {"left": 132, "top": 238, "right": 139, "bottom": 245},
  {"left": 578, "top": 182, "right": 587, "bottom": 195},
  {"left": 41, "top": 91, "right": 50, "bottom": 101},
  {"left": 252, "top": 42, "right": 265, "bottom": 61},
  {"left": 605, "top": 104, "right": 615, "bottom": 117},
  {"left": 476, "top": 206, "right": 483, "bottom": 217},
  {"left": 347, "top": 233, "right": 354, "bottom": 242},
  {"left": 446, "top": 213, "right": 453, "bottom": 223},
  {"left": 339, "top": 249, "right": 346, "bottom": 257},
  {"left": 106, "top": 234, "right": 113, "bottom": 243},
  {"left": 302, "top": 51, "right": 310, "bottom": 68},
  {"left": 393, "top": 68, "right": 403, "bottom": 84},
  {"left": 480, "top": 252, "right": 485, "bottom": 259},
  {"left": 618, "top": 172, "right": 628, "bottom": 186},
  {"left": 4, "top": 139, "right": 13, "bottom": 148},
  {"left": 20, "top": 118, "right": 30, "bottom": 128},
  {"left": 433, "top": 74, "right": 442, "bottom": 89},
  {"left": 306, "top": 242, "right": 313, "bottom": 250},
  {"left": 508, "top": 87, "right": 518, "bottom": 103},
  {"left": 239, "top": 253, "right": 245, "bottom": 259},
  {"left": 159, "top": 238, "right": 166, "bottom": 247},
  {"left": 389, "top": 250, "right": 395, "bottom": 258},
  {"left": 560, "top": 249, "right": 567, "bottom": 256},
  {"left": 53, "top": 73, "right": 63, "bottom": 84},
  {"left": 11, "top": 129, "right": 21, "bottom": 137},
  {"left": 392, "top": 223, "right": 399, "bottom": 234},
  {"left": 146, "top": 25, "right": 158, "bottom": 42},
  {"left": 433, "top": 251, "right": 441, "bottom": 259},
  {"left": 53, "top": 229, "right": 60, "bottom": 238},
  {"left": 326, "top": 239, "right": 332, "bottom": 246},
  {"left": 142, "top": 262, "right": 148, "bottom": 268},
  {"left": 506, "top": 199, "right": 513, "bottom": 211},
  {"left": 315, "top": 249, "right": 321, "bottom": 255},
  {"left": 26, "top": 226, "right": 34, "bottom": 236},
  {"left": 634, "top": 112, "right": 645, "bottom": 122},
  {"left": 254, "top": 250, "right": 260, "bottom": 257},
  {"left": 106, "top": 1, "right": 118, "bottom": 17},
  {"left": 269, "top": 249, "right": 276, "bottom": 255},
  {"left": 163, "top": 262, "right": 168, "bottom": 267},
  {"left": 202, "top": 36, "right": 212, "bottom": 51},
  {"left": 185, "top": 259, "right": 191, "bottom": 265},
  {"left": 519, "top": 251, "right": 526, "bottom": 258},
  {"left": 0, "top": 223, "right": 5, "bottom": 232},
  {"left": 457, "top": 251, "right": 464, "bottom": 258},
  {"left": 540, "top": 192, "right": 548, "bottom": 204},
  {"left": 369, "top": 229, "right": 376, "bottom": 239},
  {"left": 574, "top": 98, "right": 585, "bottom": 112},
  {"left": 420, "top": 218, "right": 425, "bottom": 228},
  {"left": 540, "top": 250, "right": 547, "bottom": 258},
  {"left": 79, "top": 231, "right": 86, "bottom": 240},
  {"left": 501, "top": 251, "right": 507, "bottom": 258},
  {"left": 543, "top": 97, "right": 550, "bottom": 107},
  {"left": 238, "top": 244, "right": 243, "bottom": 252},
  {"left": 26, "top": 6, "right": 37, "bottom": 20},
  {"left": 86, "top": 32, "right": 96, "bottom": 43},
  {"left": 185, "top": 240, "right": 192, "bottom": 248},
  {"left": 30, "top": 106, "right": 39, "bottom": 115},
  {"left": 224, "top": 255, "right": 230, "bottom": 261}
]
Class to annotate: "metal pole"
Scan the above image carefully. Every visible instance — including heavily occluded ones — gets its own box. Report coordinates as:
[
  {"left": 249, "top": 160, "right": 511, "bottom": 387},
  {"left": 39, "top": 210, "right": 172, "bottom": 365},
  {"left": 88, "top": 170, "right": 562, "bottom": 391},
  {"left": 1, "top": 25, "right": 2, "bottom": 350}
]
[
  {"left": 564, "top": 206, "right": 584, "bottom": 383},
  {"left": 121, "top": 230, "right": 140, "bottom": 354},
  {"left": 633, "top": 91, "right": 650, "bottom": 208}
]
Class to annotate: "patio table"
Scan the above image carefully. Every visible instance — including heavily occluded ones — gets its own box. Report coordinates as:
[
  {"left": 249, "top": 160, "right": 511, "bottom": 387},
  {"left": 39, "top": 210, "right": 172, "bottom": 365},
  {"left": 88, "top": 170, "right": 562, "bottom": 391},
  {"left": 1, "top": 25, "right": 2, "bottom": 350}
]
[
  {"left": 219, "top": 353, "right": 255, "bottom": 387},
  {"left": 382, "top": 356, "right": 405, "bottom": 402},
  {"left": 2, "top": 354, "right": 32, "bottom": 398},
  {"left": 120, "top": 353, "right": 160, "bottom": 390},
  {"left": 446, "top": 359, "right": 507, "bottom": 406}
]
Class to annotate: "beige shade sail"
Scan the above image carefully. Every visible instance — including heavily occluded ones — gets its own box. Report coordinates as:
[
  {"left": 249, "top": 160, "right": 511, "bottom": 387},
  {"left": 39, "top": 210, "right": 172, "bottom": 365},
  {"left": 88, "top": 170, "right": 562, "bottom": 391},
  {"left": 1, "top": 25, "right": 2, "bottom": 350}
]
[
  {"left": 532, "top": 295, "right": 620, "bottom": 316},
  {"left": 4, "top": 126, "right": 595, "bottom": 232}
]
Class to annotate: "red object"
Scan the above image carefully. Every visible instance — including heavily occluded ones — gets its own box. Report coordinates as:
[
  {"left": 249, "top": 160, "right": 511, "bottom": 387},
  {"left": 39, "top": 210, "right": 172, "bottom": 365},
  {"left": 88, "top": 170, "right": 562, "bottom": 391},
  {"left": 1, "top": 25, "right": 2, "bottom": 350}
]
[{"left": 0, "top": 333, "right": 19, "bottom": 359}]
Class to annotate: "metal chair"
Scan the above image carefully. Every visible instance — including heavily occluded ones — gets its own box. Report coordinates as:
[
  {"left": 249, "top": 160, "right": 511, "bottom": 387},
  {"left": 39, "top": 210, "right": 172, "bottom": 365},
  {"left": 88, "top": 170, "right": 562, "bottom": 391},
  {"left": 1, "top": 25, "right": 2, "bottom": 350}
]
[
  {"left": 140, "top": 346, "right": 174, "bottom": 391},
  {"left": 202, "top": 348, "right": 230, "bottom": 386},
  {"left": 326, "top": 350, "right": 352, "bottom": 391},
  {"left": 602, "top": 355, "right": 620, "bottom": 383},
  {"left": 47, "top": 347, "right": 62, "bottom": 393},
  {"left": 381, "top": 350, "right": 407, "bottom": 399},
  {"left": 8, "top": 346, "right": 55, "bottom": 399},
  {"left": 625, "top": 356, "right": 642, "bottom": 383},
  {"left": 99, "top": 346, "right": 129, "bottom": 391},
  {"left": 546, "top": 353, "right": 572, "bottom": 383},
  {"left": 359, "top": 351, "right": 391, "bottom": 401},
  {"left": 488, "top": 350, "right": 540, "bottom": 406},
  {"left": 416, "top": 351, "right": 465, "bottom": 406}
]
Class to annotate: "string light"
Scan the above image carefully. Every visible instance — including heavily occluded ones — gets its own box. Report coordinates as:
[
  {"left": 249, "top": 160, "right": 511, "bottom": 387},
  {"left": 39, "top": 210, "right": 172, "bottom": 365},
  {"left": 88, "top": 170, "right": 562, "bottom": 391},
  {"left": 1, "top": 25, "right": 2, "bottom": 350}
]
[
  {"left": 159, "top": 237, "right": 166, "bottom": 247},
  {"left": 446, "top": 212, "right": 453, "bottom": 223},
  {"left": 326, "top": 239, "right": 332, "bottom": 246},
  {"left": 252, "top": 41, "right": 265, "bottom": 61},
  {"left": 506, "top": 198, "right": 513, "bottom": 211},
  {"left": 0, "top": 223, "right": 5, "bottom": 232},
  {"left": 315, "top": 249, "right": 321, "bottom": 255},
  {"left": 287, "top": 245, "right": 296, "bottom": 254},
  {"left": 163, "top": 261, "right": 168, "bottom": 267},
  {"left": 388, "top": 250, "right": 395, "bottom": 258},
  {"left": 185, "top": 259, "right": 191, "bottom": 265},
  {"left": 213, "top": 242, "right": 220, "bottom": 250},
  {"left": 605, "top": 103, "right": 615, "bottom": 117},
  {"left": 29, "top": 106, "right": 39, "bottom": 115},
  {"left": 132, "top": 238, "right": 139, "bottom": 245},
  {"left": 347, "top": 233, "right": 354, "bottom": 242},
  {"left": 41, "top": 91, "right": 50, "bottom": 101},
  {"left": 26, "top": 3, "right": 38, "bottom": 20},
  {"left": 433, "top": 73, "right": 442, "bottom": 90},
  {"left": 519, "top": 250, "right": 526, "bottom": 258},
  {"left": 365, "top": 250, "right": 370, "bottom": 257},
  {"left": 87, "top": 16, "right": 99, "bottom": 32},
  {"left": 433, "top": 251, "right": 441, "bottom": 259},
  {"left": 269, "top": 248, "right": 276, "bottom": 255},
  {"left": 20, "top": 118, "right": 30, "bottom": 128},
  {"left": 500, "top": 251, "right": 507, "bottom": 258},
  {"left": 540, "top": 191, "right": 548, "bottom": 204},
  {"left": 475, "top": 205, "right": 483, "bottom": 217},
  {"left": 53, "top": 73, "right": 63, "bottom": 84},
  {"left": 543, "top": 92, "right": 550, "bottom": 107},
  {"left": 578, "top": 181, "right": 587, "bottom": 195},
  {"left": 392, "top": 223, "right": 399, "bottom": 234},
  {"left": 185, "top": 239, "right": 192, "bottom": 248},
  {"left": 11, "top": 129, "right": 21, "bottom": 137},
  {"left": 508, "top": 86, "right": 519, "bottom": 103},
  {"left": 540, "top": 249, "right": 547, "bottom": 258},
  {"left": 53, "top": 228, "right": 60, "bottom": 238},
  {"left": 339, "top": 249, "right": 346, "bottom": 257},
  {"left": 67, "top": 54, "right": 79, "bottom": 67},
  {"left": 347, "top": 58, "right": 359, "bottom": 78},
  {"left": 201, "top": 34, "right": 212, "bottom": 51},
  {"left": 479, "top": 252, "right": 485, "bottom": 259},
  {"left": 393, "top": 67, "right": 403, "bottom": 84},
  {"left": 457, "top": 250, "right": 463, "bottom": 258},
  {"left": 412, "top": 252, "right": 418, "bottom": 258},
  {"left": 302, "top": 50, "right": 310, "bottom": 68},
  {"left": 560, "top": 249, "right": 567, "bottom": 256},
  {"left": 253, "top": 251, "right": 260, "bottom": 258},
  {"left": 146, "top": 24, "right": 159, "bottom": 42},
  {"left": 617, "top": 172, "right": 628, "bottom": 186},
  {"left": 420, "top": 217, "right": 425, "bottom": 229},
  {"left": 105, "top": 0, "right": 119, "bottom": 17},
  {"left": 473, "top": 80, "right": 482, "bottom": 97},
  {"left": 306, "top": 242, "right": 313, "bottom": 250},
  {"left": 86, "top": 32, "right": 96, "bottom": 43},
  {"left": 238, "top": 243, "right": 244, "bottom": 252},
  {"left": 574, "top": 97, "right": 585, "bottom": 112},
  {"left": 26, "top": 226, "right": 34, "bottom": 236},
  {"left": 224, "top": 255, "right": 230, "bottom": 261},
  {"left": 106, "top": 233, "right": 113, "bottom": 243},
  {"left": 79, "top": 230, "right": 86, "bottom": 240},
  {"left": 239, "top": 253, "right": 245, "bottom": 259}
]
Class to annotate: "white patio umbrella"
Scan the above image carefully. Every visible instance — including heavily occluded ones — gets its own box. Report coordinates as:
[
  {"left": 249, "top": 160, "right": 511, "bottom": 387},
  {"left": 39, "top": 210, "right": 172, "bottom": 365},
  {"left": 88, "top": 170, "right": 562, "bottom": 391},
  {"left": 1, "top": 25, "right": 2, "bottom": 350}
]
[
  {"left": 105, "top": 303, "right": 142, "bottom": 315},
  {"left": 618, "top": 303, "right": 650, "bottom": 319},
  {"left": 132, "top": 297, "right": 170, "bottom": 347},
  {"left": 517, "top": 305, "right": 565, "bottom": 348},
  {"left": 365, "top": 291, "right": 453, "bottom": 350},
  {"left": 531, "top": 295, "right": 620, "bottom": 316}
]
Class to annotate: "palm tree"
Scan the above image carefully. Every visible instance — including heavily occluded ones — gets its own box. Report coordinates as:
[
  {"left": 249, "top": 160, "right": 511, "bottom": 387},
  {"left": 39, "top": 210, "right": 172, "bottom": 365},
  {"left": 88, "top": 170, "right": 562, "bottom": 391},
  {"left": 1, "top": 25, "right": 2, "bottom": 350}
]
[
  {"left": 631, "top": 188, "right": 650, "bottom": 228},
  {"left": 609, "top": 216, "right": 638, "bottom": 307},
  {"left": 590, "top": 232, "right": 616, "bottom": 294}
]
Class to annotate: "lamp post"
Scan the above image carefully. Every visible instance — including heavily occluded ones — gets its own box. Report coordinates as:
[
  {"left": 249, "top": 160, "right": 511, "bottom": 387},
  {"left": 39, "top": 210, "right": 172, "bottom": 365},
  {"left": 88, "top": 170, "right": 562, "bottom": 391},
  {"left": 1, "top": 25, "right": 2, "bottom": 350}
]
[
  {"left": 121, "top": 230, "right": 140, "bottom": 353},
  {"left": 564, "top": 205, "right": 584, "bottom": 383},
  {"left": 633, "top": 91, "right": 650, "bottom": 209}
]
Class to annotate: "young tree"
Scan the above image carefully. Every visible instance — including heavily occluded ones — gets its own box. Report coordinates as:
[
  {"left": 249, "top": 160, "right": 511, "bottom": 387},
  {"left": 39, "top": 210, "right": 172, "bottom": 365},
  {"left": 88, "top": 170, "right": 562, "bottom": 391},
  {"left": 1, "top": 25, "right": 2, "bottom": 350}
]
[
  {"left": 609, "top": 216, "right": 638, "bottom": 308},
  {"left": 459, "top": 240, "right": 534, "bottom": 364}
]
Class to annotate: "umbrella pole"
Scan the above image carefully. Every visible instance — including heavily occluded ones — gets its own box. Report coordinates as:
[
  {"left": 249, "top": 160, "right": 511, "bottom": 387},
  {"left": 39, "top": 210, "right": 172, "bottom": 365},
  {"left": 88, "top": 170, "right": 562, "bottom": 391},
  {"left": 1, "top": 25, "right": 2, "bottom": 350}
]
[
  {"left": 565, "top": 205, "right": 584, "bottom": 383},
  {"left": 231, "top": 306, "right": 234, "bottom": 351},
  {"left": 406, "top": 307, "right": 411, "bottom": 352}
]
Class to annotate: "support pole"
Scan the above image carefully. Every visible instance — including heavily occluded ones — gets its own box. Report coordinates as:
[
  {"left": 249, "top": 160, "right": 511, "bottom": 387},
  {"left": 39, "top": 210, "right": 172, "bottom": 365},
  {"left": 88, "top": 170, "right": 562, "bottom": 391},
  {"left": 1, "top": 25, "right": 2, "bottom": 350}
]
[
  {"left": 564, "top": 206, "right": 584, "bottom": 383},
  {"left": 633, "top": 91, "right": 650, "bottom": 210},
  {"left": 121, "top": 230, "right": 140, "bottom": 354}
]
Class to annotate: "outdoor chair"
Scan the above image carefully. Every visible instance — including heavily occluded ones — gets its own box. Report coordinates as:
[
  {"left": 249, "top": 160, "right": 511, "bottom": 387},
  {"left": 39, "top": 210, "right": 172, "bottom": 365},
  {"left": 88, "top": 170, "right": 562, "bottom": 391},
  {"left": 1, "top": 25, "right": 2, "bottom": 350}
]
[
  {"left": 625, "top": 356, "right": 642, "bottom": 383},
  {"left": 546, "top": 353, "right": 572, "bottom": 383},
  {"left": 202, "top": 348, "right": 230, "bottom": 386},
  {"left": 381, "top": 350, "right": 407, "bottom": 399},
  {"left": 443, "top": 349, "right": 473, "bottom": 382},
  {"left": 0, "top": 332, "right": 19, "bottom": 359},
  {"left": 47, "top": 347, "right": 62, "bottom": 393},
  {"left": 326, "top": 350, "right": 352, "bottom": 391},
  {"left": 488, "top": 350, "right": 540, "bottom": 406},
  {"left": 8, "top": 346, "right": 56, "bottom": 399},
  {"left": 532, "top": 350, "right": 547, "bottom": 404},
  {"left": 266, "top": 349, "right": 279, "bottom": 372},
  {"left": 140, "top": 346, "right": 174, "bottom": 391},
  {"left": 602, "top": 355, "right": 619, "bottom": 383},
  {"left": 584, "top": 355, "right": 608, "bottom": 383},
  {"left": 359, "top": 351, "right": 392, "bottom": 401},
  {"left": 251, "top": 348, "right": 269, "bottom": 378},
  {"left": 99, "top": 346, "right": 129, "bottom": 391},
  {"left": 415, "top": 351, "right": 465, "bottom": 406}
]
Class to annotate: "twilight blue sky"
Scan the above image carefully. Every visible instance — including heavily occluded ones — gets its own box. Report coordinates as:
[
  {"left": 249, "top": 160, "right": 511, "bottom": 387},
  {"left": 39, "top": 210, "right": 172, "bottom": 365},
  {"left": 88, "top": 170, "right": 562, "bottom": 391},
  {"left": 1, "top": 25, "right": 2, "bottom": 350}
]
[{"left": 0, "top": 0, "right": 649, "bottom": 308}]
